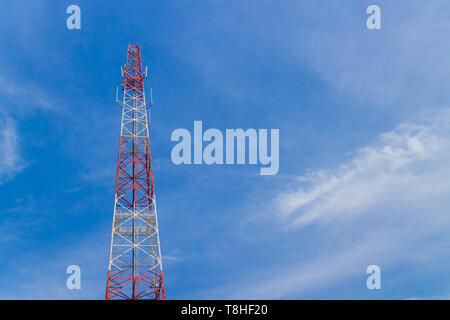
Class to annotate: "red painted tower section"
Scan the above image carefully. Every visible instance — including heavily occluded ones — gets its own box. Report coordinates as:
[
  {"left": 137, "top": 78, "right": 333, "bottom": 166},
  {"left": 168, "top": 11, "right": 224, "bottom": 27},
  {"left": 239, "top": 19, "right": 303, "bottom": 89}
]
[{"left": 106, "top": 45, "right": 165, "bottom": 300}]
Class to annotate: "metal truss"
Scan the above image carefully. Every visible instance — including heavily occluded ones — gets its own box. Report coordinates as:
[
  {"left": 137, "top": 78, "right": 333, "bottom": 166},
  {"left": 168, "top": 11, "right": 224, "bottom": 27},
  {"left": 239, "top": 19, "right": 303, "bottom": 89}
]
[{"left": 106, "top": 44, "right": 165, "bottom": 300}]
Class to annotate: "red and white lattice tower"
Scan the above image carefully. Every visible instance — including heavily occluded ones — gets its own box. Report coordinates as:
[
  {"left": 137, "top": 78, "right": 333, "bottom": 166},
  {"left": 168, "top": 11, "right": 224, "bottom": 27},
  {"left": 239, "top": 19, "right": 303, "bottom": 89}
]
[{"left": 106, "top": 44, "right": 165, "bottom": 300}]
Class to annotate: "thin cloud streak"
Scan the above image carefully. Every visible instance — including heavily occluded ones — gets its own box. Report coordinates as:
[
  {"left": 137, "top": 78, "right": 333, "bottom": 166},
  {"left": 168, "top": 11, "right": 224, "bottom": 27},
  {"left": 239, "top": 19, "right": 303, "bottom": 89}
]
[
  {"left": 0, "top": 76, "right": 58, "bottom": 113},
  {"left": 275, "top": 111, "right": 450, "bottom": 228},
  {"left": 200, "top": 110, "right": 450, "bottom": 299},
  {"left": 0, "top": 114, "right": 26, "bottom": 183}
]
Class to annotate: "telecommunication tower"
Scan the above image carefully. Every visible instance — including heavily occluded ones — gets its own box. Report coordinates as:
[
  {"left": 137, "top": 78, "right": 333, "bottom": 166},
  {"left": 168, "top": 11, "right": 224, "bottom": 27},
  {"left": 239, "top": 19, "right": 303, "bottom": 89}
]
[{"left": 106, "top": 44, "right": 165, "bottom": 300}]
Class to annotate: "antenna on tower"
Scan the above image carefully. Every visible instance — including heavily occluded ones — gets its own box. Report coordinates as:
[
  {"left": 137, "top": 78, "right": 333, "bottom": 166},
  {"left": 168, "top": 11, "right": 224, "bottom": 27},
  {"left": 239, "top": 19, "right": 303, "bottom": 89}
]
[
  {"left": 151, "top": 87, "right": 153, "bottom": 105},
  {"left": 146, "top": 88, "right": 153, "bottom": 109},
  {"left": 144, "top": 66, "right": 148, "bottom": 78},
  {"left": 115, "top": 87, "right": 121, "bottom": 106}
]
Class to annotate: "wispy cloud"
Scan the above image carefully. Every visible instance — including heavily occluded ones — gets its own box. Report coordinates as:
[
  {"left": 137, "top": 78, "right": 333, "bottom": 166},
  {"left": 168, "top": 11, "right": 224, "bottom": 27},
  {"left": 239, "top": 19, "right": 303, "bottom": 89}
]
[
  {"left": 275, "top": 111, "right": 450, "bottom": 227},
  {"left": 200, "top": 110, "right": 450, "bottom": 299},
  {"left": 203, "top": 232, "right": 396, "bottom": 299},
  {"left": 280, "top": 1, "right": 450, "bottom": 109},
  {"left": 0, "top": 230, "right": 109, "bottom": 300},
  {"left": 0, "top": 76, "right": 59, "bottom": 114},
  {"left": 185, "top": 1, "right": 450, "bottom": 110},
  {"left": 0, "top": 72, "right": 64, "bottom": 184},
  {"left": 163, "top": 249, "right": 185, "bottom": 265},
  {"left": 0, "top": 114, "right": 26, "bottom": 183}
]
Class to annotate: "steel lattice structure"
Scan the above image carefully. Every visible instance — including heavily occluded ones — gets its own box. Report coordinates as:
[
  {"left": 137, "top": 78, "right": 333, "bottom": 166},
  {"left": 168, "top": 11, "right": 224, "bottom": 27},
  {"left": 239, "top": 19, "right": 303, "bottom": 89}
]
[{"left": 106, "top": 44, "right": 165, "bottom": 300}]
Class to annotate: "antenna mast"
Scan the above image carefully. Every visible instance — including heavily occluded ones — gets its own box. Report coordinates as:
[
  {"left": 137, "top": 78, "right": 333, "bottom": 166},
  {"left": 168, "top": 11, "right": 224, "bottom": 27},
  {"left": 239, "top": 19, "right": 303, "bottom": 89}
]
[{"left": 106, "top": 44, "right": 165, "bottom": 300}]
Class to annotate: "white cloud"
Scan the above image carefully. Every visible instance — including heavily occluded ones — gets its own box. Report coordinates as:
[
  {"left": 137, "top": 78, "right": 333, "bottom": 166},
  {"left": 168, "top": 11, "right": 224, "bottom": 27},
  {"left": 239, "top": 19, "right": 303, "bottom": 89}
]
[
  {"left": 210, "top": 233, "right": 395, "bottom": 299},
  {"left": 200, "top": 110, "right": 450, "bottom": 299},
  {"left": 0, "top": 73, "right": 62, "bottom": 184},
  {"left": 0, "top": 230, "right": 108, "bottom": 299},
  {"left": 270, "top": 1, "right": 450, "bottom": 109},
  {"left": 187, "top": 1, "right": 450, "bottom": 110},
  {"left": 0, "top": 114, "right": 26, "bottom": 183},
  {"left": 275, "top": 112, "right": 450, "bottom": 227},
  {"left": 163, "top": 249, "right": 184, "bottom": 264},
  {"left": 0, "top": 76, "right": 57, "bottom": 113}
]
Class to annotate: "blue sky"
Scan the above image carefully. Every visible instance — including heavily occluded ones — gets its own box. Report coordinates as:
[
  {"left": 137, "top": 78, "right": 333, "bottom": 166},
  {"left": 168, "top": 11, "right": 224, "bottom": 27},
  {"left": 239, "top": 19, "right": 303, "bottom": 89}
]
[{"left": 1, "top": 0, "right": 450, "bottom": 299}]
